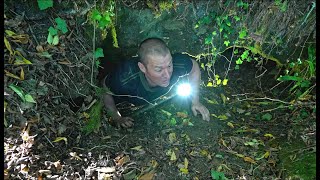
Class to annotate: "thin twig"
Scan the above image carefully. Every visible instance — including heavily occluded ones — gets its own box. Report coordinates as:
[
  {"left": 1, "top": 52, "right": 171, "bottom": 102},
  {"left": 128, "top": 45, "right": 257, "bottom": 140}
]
[{"left": 44, "top": 135, "right": 55, "bottom": 147}]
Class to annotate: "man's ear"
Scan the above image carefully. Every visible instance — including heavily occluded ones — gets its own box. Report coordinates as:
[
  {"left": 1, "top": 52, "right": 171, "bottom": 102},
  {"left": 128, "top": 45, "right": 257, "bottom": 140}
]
[{"left": 138, "top": 62, "right": 146, "bottom": 73}]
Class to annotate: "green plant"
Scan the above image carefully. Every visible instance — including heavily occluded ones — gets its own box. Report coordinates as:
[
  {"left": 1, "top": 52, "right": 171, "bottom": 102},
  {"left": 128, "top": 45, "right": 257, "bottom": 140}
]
[
  {"left": 94, "top": 47, "right": 105, "bottom": 68},
  {"left": 274, "top": 0, "right": 288, "bottom": 12},
  {"left": 37, "top": 0, "right": 53, "bottom": 10},
  {"left": 81, "top": 100, "right": 103, "bottom": 135},
  {"left": 277, "top": 46, "right": 316, "bottom": 100},
  {"left": 90, "top": 1, "right": 118, "bottom": 47},
  {"left": 8, "top": 84, "right": 36, "bottom": 103},
  {"left": 47, "top": 18, "right": 68, "bottom": 45}
]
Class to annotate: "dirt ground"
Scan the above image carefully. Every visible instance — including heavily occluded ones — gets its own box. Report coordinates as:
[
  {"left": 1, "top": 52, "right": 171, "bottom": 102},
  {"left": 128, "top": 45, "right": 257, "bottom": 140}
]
[{"left": 4, "top": 1, "right": 316, "bottom": 180}]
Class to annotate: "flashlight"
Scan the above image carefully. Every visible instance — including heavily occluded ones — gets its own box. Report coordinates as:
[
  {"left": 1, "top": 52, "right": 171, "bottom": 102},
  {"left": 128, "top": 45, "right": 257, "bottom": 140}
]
[{"left": 177, "top": 83, "right": 191, "bottom": 97}]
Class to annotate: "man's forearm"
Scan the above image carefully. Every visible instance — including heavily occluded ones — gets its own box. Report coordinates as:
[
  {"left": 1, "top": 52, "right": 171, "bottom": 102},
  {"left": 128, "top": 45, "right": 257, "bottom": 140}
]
[
  {"left": 103, "top": 93, "right": 121, "bottom": 119},
  {"left": 189, "top": 59, "right": 201, "bottom": 104}
]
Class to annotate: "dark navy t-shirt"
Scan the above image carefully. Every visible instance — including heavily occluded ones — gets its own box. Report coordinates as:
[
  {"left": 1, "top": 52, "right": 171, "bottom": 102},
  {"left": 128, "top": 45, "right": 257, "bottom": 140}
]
[{"left": 105, "top": 53, "right": 193, "bottom": 105}]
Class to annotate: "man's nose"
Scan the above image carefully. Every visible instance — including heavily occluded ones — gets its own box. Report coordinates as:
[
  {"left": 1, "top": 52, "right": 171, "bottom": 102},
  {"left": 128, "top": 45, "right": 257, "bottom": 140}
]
[{"left": 163, "top": 69, "right": 170, "bottom": 78}]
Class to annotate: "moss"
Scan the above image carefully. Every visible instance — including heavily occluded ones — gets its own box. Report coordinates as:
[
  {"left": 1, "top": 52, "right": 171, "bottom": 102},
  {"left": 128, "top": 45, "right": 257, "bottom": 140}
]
[
  {"left": 147, "top": 0, "right": 175, "bottom": 18},
  {"left": 278, "top": 139, "right": 316, "bottom": 179}
]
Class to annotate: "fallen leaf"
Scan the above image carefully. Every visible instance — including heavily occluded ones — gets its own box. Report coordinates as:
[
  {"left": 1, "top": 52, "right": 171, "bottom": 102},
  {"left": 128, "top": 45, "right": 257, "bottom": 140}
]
[
  {"left": 13, "top": 50, "right": 32, "bottom": 65},
  {"left": 5, "top": 70, "right": 22, "bottom": 80},
  {"left": 268, "top": 159, "right": 276, "bottom": 167},
  {"left": 243, "top": 156, "right": 257, "bottom": 164},
  {"left": 11, "top": 34, "right": 30, "bottom": 44},
  {"left": 220, "top": 93, "right": 227, "bottom": 104},
  {"left": 161, "top": 109, "right": 172, "bottom": 116},
  {"left": 184, "top": 158, "right": 189, "bottom": 169},
  {"left": 168, "top": 133, "right": 176, "bottom": 143},
  {"left": 149, "top": 160, "right": 158, "bottom": 168},
  {"left": 36, "top": 45, "right": 44, "bottom": 52},
  {"left": 4, "top": 36, "right": 13, "bottom": 55},
  {"left": 116, "top": 155, "right": 130, "bottom": 166},
  {"left": 227, "top": 122, "right": 234, "bottom": 128},
  {"left": 53, "top": 137, "right": 68, "bottom": 145},
  {"left": 262, "top": 113, "right": 272, "bottom": 121},
  {"left": 177, "top": 112, "right": 188, "bottom": 118},
  {"left": 179, "top": 168, "right": 188, "bottom": 174},
  {"left": 219, "top": 138, "right": 228, "bottom": 147},
  {"left": 97, "top": 167, "right": 115, "bottom": 173},
  {"left": 236, "top": 108, "right": 245, "bottom": 114},
  {"left": 123, "top": 169, "right": 137, "bottom": 180},
  {"left": 235, "top": 153, "right": 245, "bottom": 158},
  {"left": 217, "top": 115, "right": 228, "bottom": 120},
  {"left": 211, "top": 114, "right": 218, "bottom": 117},
  {"left": 5, "top": 30, "right": 16, "bottom": 36},
  {"left": 264, "top": 133, "right": 275, "bottom": 139},
  {"left": 170, "top": 151, "right": 177, "bottom": 161},
  {"left": 20, "top": 67, "right": 24, "bottom": 80},
  {"left": 204, "top": 97, "right": 219, "bottom": 104},
  {"left": 131, "top": 145, "right": 143, "bottom": 151},
  {"left": 139, "top": 172, "right": 154, "bottom": 180},
  {"left": 69, "top": 152, "right": 82, "bottom": 160},
  {"left": 58, "top": 59, "right": 72, "bottom": 65}
]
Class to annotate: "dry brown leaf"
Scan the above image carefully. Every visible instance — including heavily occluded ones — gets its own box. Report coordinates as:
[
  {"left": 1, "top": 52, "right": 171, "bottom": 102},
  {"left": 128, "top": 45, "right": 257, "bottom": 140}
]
[
  {"left": 4, "top": 70, "right": 21, "bottom": 80},
  {"left": 20, "top": 67, "right": 24, "bottom": 80},
  {"left": 168, "top": 132, "right": 176, "bottom": 143},
  {"left": 116, "top": 155, "right": 130, "bottom": 166},
  {"left": 243, "top": 156, "right": 257, "bottom": 164},
  {"left": 36, "top": 45, "right": 44, "bottom": 52},
  {"left": 139, "top": 172, "right": 154, "bottom": 180},
  {"left": 4, "top": 37, "right": 13, "bottom": 55},
  {"left": 177, "top": 112, "right": 188, "bottom": 118}
]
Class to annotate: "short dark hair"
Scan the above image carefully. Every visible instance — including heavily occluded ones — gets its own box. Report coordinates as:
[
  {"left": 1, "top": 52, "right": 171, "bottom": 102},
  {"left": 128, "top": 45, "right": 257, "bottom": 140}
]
[{"left": 138, "top": 38, "right": 170, "bottom": 65}]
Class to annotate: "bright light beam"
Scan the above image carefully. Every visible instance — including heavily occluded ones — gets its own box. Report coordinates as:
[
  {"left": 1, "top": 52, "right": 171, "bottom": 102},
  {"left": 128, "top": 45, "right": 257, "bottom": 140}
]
[{"left": 177, "top": 83, "right": 191, "bottom": 97}]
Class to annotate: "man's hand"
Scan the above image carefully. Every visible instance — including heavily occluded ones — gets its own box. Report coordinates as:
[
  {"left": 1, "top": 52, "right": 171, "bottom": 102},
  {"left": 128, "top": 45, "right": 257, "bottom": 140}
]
[
  {"left": 110, "top": 116, "right": 134, "bottom": 128},
  {"left": 191, "top": 102, "right": 210, "bottom": 121}
]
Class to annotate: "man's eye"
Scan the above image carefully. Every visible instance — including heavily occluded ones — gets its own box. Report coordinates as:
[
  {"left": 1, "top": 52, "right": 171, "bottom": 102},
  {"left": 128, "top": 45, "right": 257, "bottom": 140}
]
[{"left": 155, "top": 69, "right": 161, "bottom": 72}]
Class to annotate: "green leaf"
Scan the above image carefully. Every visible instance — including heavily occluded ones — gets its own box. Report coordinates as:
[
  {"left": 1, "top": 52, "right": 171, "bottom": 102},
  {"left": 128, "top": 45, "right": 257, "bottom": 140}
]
[
  {"left": 55, "top": 17, "right": 68, "bottom": 34},
  {"left": 94, "top": 48, "right": 104, "bottom": 58},
  {"left": 25, "top": 94, "right": 36, "bottom": 103},
  {"left": 239, "top": 29, "right": 247, "bottom": 39},
  {"left": 99, "top": 14, "right": 111, "bottom": 29},
  {"left": 47, "top": 33, "right": 53, "bottom": 44},
  {"left": 202, "top": 16, "right": 211, "bottom": 24},
  {"left": 48, "top": 26, "right": 58, "bottom": 36},
  {"left": 280, "top": 0, "right": 288, "bottom": 12},
  {"left": 223, "top": 40, "right": 230, "bottom": 46},
  {"left": 234, "top": 16, "right": 240, "bottom": 21},
  {"left": 91, "top": 9, "right": 102, "bottom": 21},
  {"left": 241, "top": 50, "right": 249, "bottom": 60},
  {"left": 210, "top": 170, "right": 225, "bottom": 180},
  {"left": 236, "top": 58, "right": 243, "bottom": 65},
  {"left": 52, "top": 35, "right": 59, "bottom": 45},
  {"left": 95, "top": 60, "right": 101, "bottom": 68},
  {"left": 170, "top": 118, "right": 177, "bottom": 126},
  {"left": 9, "top": 84, "right": 25, "bottom": 102},
  {"left": 37, "top": 0, "right": 53, "bottom": 10},
  {"left": 277, "top": 75, "right": 303, "bottom": 82},
  {"left": 205, "top": 36, "right": 212, "bottom": 45},
  {"left": 235, "top": 65, "right": 240, "bottom": 70},
  {"left": 262, "top": 113, "right": 272, "bottom": 121}
]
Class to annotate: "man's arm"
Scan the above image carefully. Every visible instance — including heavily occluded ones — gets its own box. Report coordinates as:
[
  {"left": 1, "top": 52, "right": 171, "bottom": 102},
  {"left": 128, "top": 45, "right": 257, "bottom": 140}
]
[
  {"left": 103, "top": 93, "right": 134, "bottom": 128},
  {"left": 188, "top": 58, "right": 210, "bottom": 121},
  {"left": 103, "top": 93, "right": 122, "bottom": 119}
]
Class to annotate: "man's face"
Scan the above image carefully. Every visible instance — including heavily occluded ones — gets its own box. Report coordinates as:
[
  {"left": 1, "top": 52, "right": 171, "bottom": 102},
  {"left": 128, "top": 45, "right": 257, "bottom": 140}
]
[{"left": 138, "top": 53, "right": 173, "bottom": 87}]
